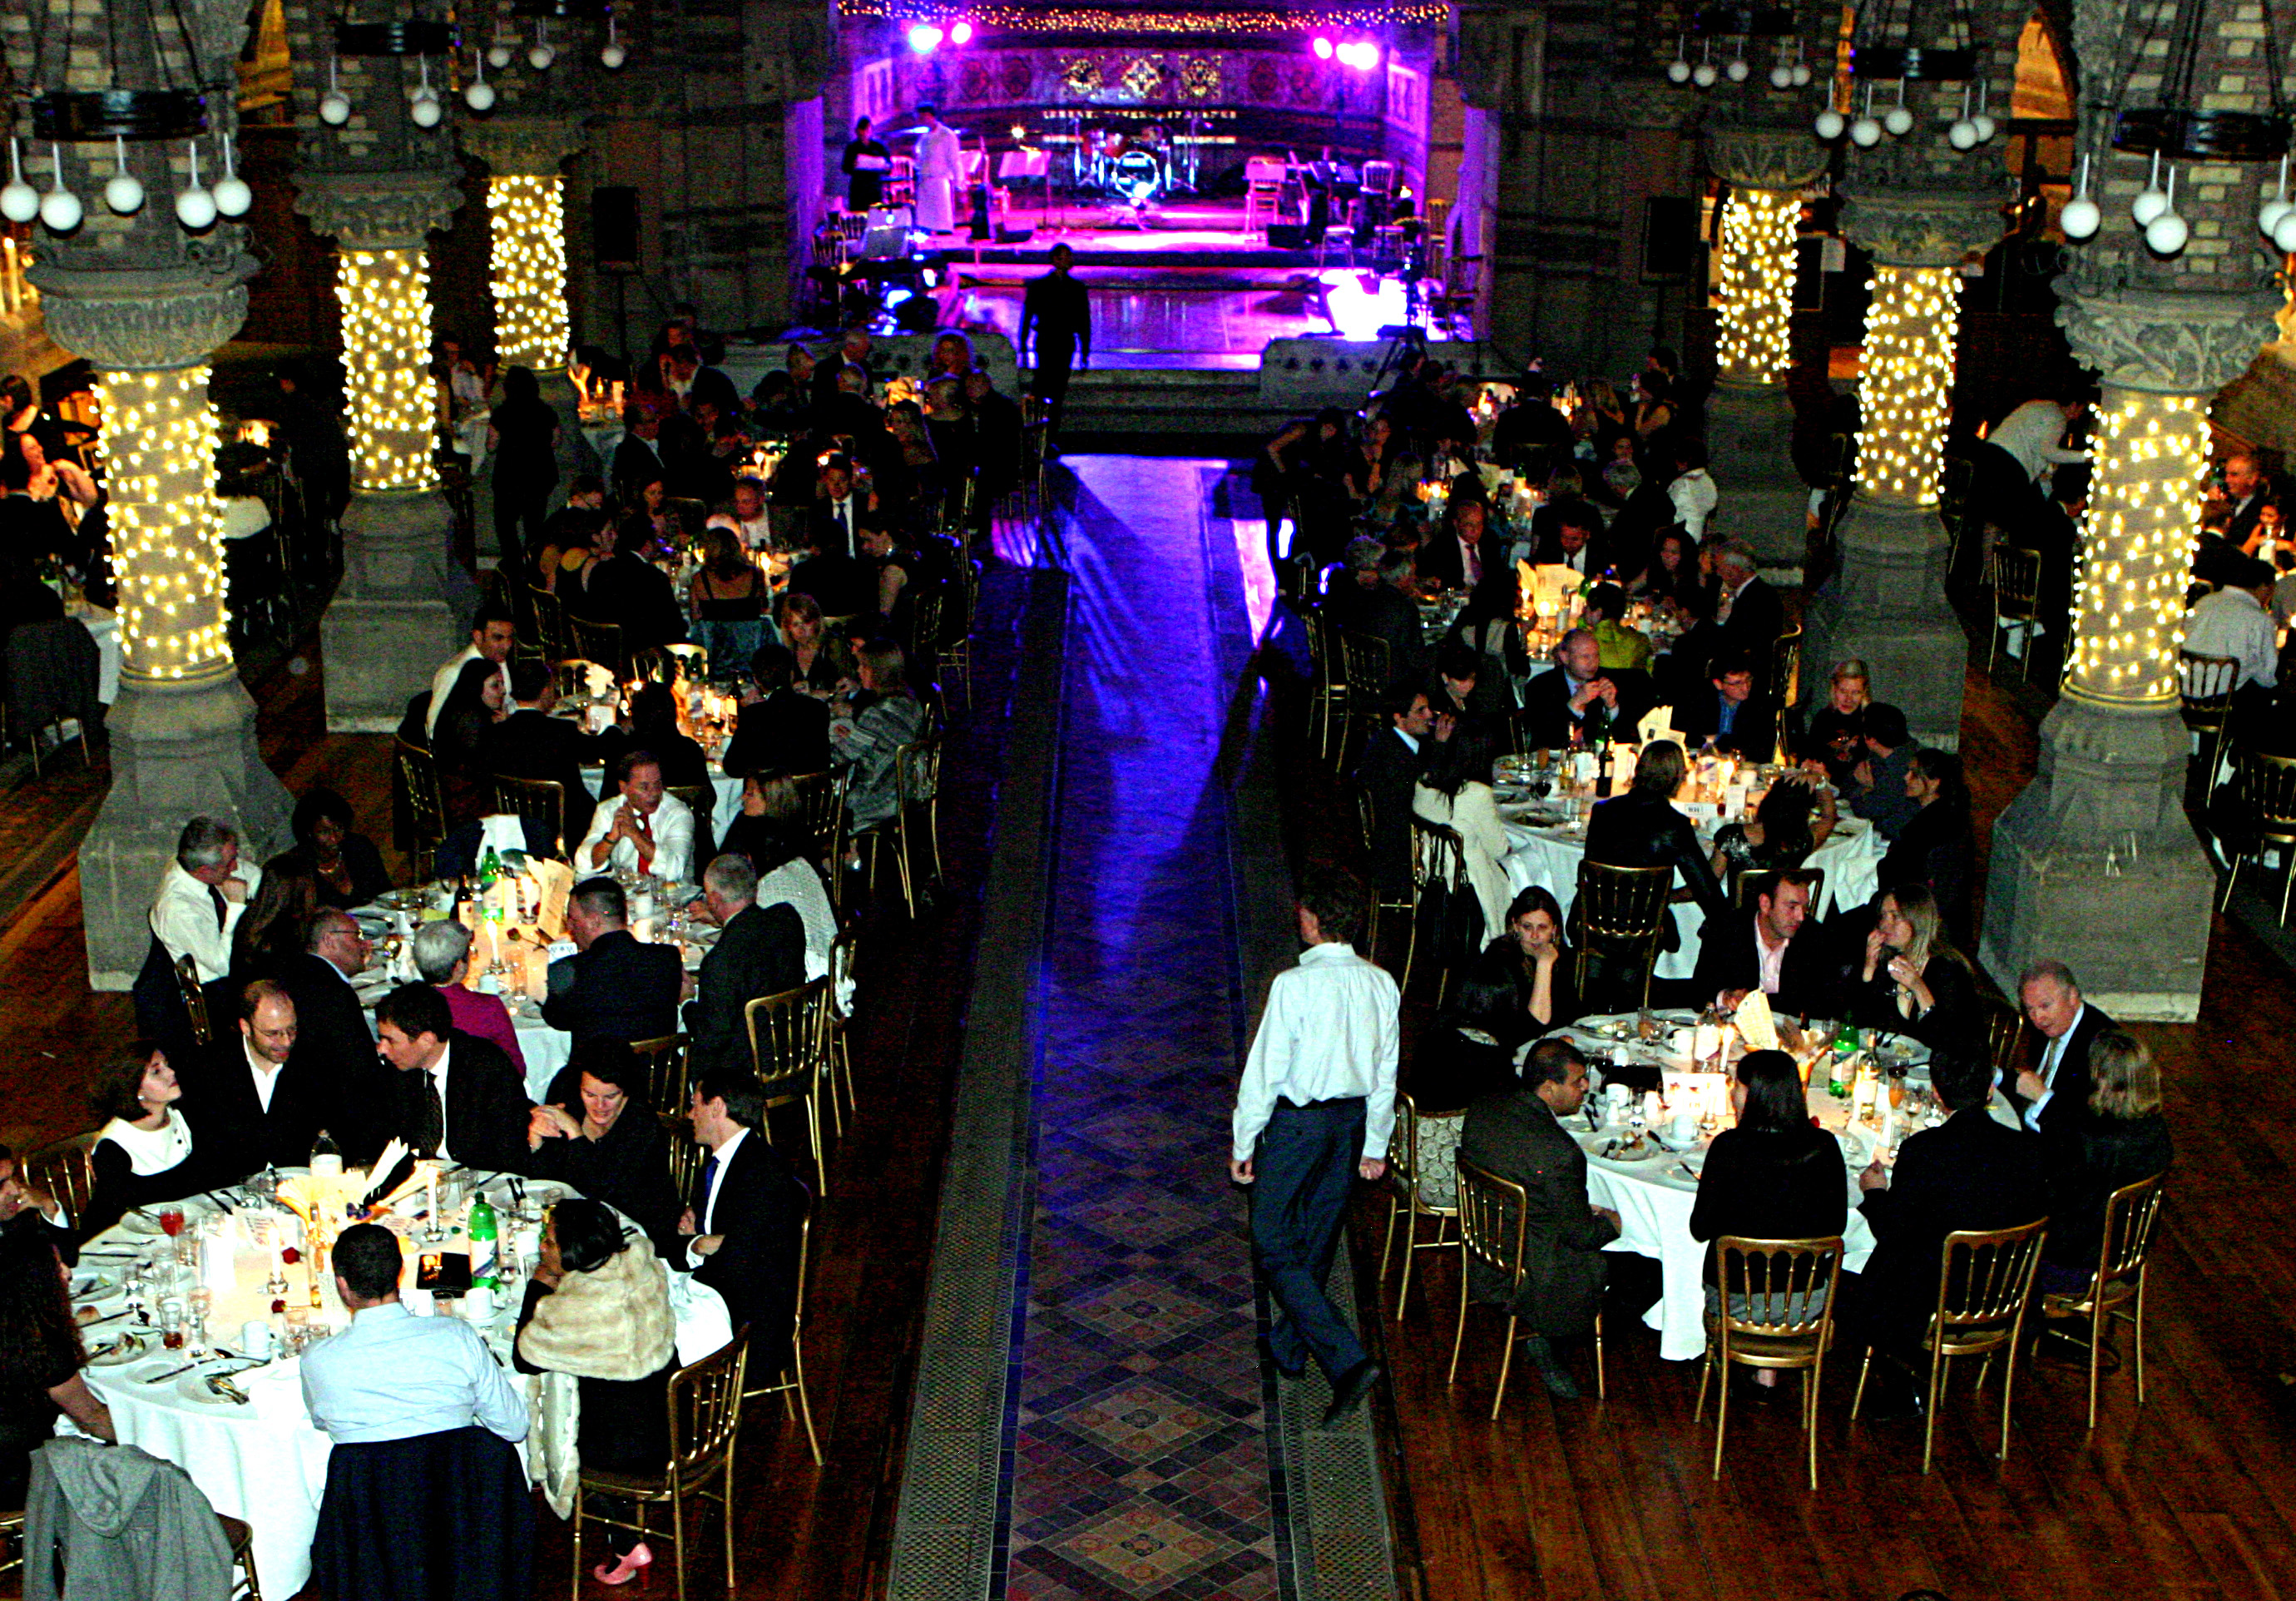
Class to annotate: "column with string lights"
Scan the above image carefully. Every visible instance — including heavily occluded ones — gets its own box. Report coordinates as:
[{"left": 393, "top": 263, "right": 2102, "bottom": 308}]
[
  {"left": 92, "top": 367, "right": 235, "bottom": 682},
  {"left": 460, "top": 117, "right": 585, "bottom": 379},
  {"left": 1714, "top": 187, "right": 1799, "bottom": 387}
]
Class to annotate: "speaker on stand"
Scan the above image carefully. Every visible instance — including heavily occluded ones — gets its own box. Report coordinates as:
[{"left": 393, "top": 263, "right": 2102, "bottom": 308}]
[{"left": 592, "top": 186, "right": 641, "bottom": 365}]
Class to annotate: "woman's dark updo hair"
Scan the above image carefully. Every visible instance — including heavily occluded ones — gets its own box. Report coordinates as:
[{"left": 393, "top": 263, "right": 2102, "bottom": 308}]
[
  {"left": 551, "top": 1197, "right": 629, "bottom": 1276},
  {"left": 1733, "top": 1049, "right": 1811, "bottom": 1135}
]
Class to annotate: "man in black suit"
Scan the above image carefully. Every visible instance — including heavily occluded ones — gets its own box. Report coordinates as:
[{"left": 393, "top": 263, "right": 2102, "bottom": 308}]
[
  {"left": 1677, "top": 538, "right": 1785, "bottom": 703},
  {"left": 484, "top": 659, "right": 607, "bottom": 850},
  {"left": 1520, "top": 629, "right": 1651, "bottom": 751},
  {"left": 1417, "top": 498, "right": 1495, "bottom": 593},
  {"left": 802, "top": 456, "right": 868, "bottom": 562},
  {"left": 1670, "top": 647, "right": 1776, "bottom": 758},
  {"left": 279, "top": 910, "right": 393, "bottom": 1157},
  {"left": 1688, "top": 868, "right": 1838, "bottom": 1019},
  {"left": 684, "top": 855, "right": 806, "bottom": 1082},
  {"left": 2011, "top": 959, "right": 2114, "bottom": 1137},
  {"left": 186, "top": 980, "right": 335, "bottom": 1181},
  {"left": 680, "top": 1069, "right": 809, "bottom": 1369},
  {"left": 609, "top": 404, "right": 667, "bottom": 503},
  {"left": 1331, "top": 549, "right": 1433, "bottom": 698},
  {"left": 542, "top": 877, "right": 684, "bottom": 1046},
  {"left": 1457, "top": 1038, "right": 1619, "bottom": 1398},
  {"left": 1531, "top": 502, "right": 1616, "bottom": 582},
  {"left": 1353, "top": 687, "right": 1437, "bottom": 900},
  {"left": 371, "top": 984, "right": 533, "bottom": 1175},
  {"left": 1851, "top": 1045, "right": 2046, "bottom": 1416},
  {"left": 721, "top": 643, "right": 834, "bottom": 779}
]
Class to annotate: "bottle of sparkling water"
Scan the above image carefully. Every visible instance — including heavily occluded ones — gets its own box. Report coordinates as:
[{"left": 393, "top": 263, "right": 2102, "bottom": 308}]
[{"left": 467, "top": 1193, "right": 499, "bottom": 1292}]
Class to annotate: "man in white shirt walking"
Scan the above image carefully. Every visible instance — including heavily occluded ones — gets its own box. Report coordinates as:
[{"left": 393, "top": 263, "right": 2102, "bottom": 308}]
[{"left": 1230, "top": 867, "right": 1398, "bottom": 1425}]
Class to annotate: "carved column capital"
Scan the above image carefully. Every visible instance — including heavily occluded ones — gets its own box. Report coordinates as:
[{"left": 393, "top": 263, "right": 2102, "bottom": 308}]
[
  {"left": 1838, "top": 184, "right": 2007, "bottom": 267},
  {"left": 1704, "top": 123, "right": 1827, "bottom": 191},
  {"left": 2056, "top": 283, "right": 2286, "bottom": 395},
  {"left": 28, "top": 264, "right": 253, "bottom": 371},
  {"left": 293, "top": 167, "right": 465, "bottom": 249},
  {"left": 459, "top": 116, "right": 588, "bottom": 176}
]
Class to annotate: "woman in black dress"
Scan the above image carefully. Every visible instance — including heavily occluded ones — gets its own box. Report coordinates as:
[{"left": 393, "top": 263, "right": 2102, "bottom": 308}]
[
  {"left": 1880, "top": 746, "right": 1975, "bottom": 944},
  {"left": 433, "top": 657, "right": 508, "bottom": 830},
  {"left": 0, "top": 1227, "right": 114, "bottom": 1509},
  {"left": 1850, "top": 885, "right": 1979, "bottom": 1055},
  {"left": 282, "top": 787, "right": 393, "bottom": 910},
  {"left": 527, "top": 1040, "right": 682, "bottom": 1259},
  {"left": 82, "top": 1042, "right": 206, "bottom": 1240},
  {"left": 487, "top": 365, "right": 562, "bottom": 572},
  {"left": 2039, "top": 1030, "right": 2173, "bottom": 1295},
  {"left": 1464, "top": 885, "right": 1581, "bottom": 1035},
  {"left": 513, "top": 1197, "right": 677, "bottom": 1584}
]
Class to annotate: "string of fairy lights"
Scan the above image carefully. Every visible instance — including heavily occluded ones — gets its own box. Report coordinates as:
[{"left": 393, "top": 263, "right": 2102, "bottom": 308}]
[
  {"left": 487, "top": 176, "right": 571, "bottom": 371},
  {"left": 1715, "top": 189, "right": 1798, "bottom": 384},
  {"left": 835, "top": 2, "right": 1448, "bottom": 31},
  {"left": 1853, "top": 265, "right": 1960, "bottom": 505},
  {"left": 2066, "top": 391, "right": 2209, "bottom": 706},
  {"left": 92, "top": 368, "right": 231, "bottom": 682},
  {"left": 334, "top": 248, "right": 443, "bottom": 493}
]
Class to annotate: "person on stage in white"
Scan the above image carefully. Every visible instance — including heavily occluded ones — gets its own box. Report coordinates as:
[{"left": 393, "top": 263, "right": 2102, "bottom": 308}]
[
  {"left": 151, "top": 816, "right": 261, "bottom": 984},
  {"left": 913, "top": 105, "right": 963, "bottom": 234},
  {"left": 304, "top": 1223, "right": 533, "bottom": 1601},
  {"left": 577, "top": 751, "right": 696, "bottom": 883},
  {"left": 1229, "top": 866, "right": 1398, "bottom": 1426}
]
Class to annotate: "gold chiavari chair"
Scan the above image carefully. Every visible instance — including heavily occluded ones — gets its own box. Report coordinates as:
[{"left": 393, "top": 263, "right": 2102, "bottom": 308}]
[
  {"left": 2041, "top": 1172, "right": 2167, "bottom": 1430},
  {"left": 393, "top": 735, "right": 447, "bottom": 882},
  {"left": 2218, "top": 750, "right": 2296, "bottom": 922},
  {"left": 1378, "top": 1093, "right": 1462, "bottom": 1321},
  {"left": 1448, "top": 1158, "right": 1604, "bottom": 1416},
  {"left": 745, "top": 982, "right": 830, "bottom": 1192},
  {"left": 1571, "top": 860, "right": 1675, "bottom": 1011},
  {"left": 22, "top": 1130, "right": 101, "bottom": 1232},
  {"left": 174, "top": 954, "right": 212, "bottom": 1047},
  {"left": 628, "top": 1034, "right": 690, "bottom": 1118},
  {"left": 1695, "top": 1236, "right": 1843, "bottom": 1489},
  {"left": 739, "top": 1215, "right": 824, "bottom": 1465},
  {"left": 1985, "top": 545, "right": 2045, "bottom": 682},
  {"left": 490, "top": 775, "right": 568, "bottom": 860}
]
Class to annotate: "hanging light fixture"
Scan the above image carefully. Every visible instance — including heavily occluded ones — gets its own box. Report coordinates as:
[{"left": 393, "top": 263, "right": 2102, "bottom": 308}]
[
  {"left": 1683, "top": 7, "right": 1796, "bottom": 95},
  {"left": 1848, "top": 0, "right": 1985, "bottom": 143},
  {"left": 175, "top": 141, "right": 215, "bottom": 229},
  {"left": 2061, "top": 153, "right": 2101, "bottom": 239},
  {"left": 1, "top": 139, "right": 39, "bottom": 224}
]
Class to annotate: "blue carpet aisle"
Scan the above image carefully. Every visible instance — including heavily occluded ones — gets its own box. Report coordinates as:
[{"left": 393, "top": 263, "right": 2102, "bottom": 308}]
[{"left": 887, "top": 458, "right": 1396, "bottom": 1601}]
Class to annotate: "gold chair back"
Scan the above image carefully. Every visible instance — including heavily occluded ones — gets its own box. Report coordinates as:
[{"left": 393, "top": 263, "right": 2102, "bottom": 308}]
[
  {"left": 1571, "top": 860, "right": 1675, "bottom": 1009},
  {"left": 740, "top": 1215, "right": 824, "bottom": 1462},
  {"left": 745, "top": 982, "right": 827, "bottom": 1090},
  {"left": 1986, "top": 545, "right": 2046, "bottom": 681},
  {"left": 1932, "top": 1218, "right": 2049, "bottom": 1351},
  {"left": 23, "top": 1129, "right": 101, "bottom": 1229},
  {"left": 1339, "top": 629, "right": 1389, "bottom": 751},
  {"left": 488, "top": 775, "right": 567, "bottom": 860},
  {"left": 393, "top": 736, "right": 447, "bottom": 874},
  {"left": 1378, "top": 1092, "right": 1463, "bottom": 1320},
  {"left": 667, "top": 785, "right": 718, "bottom": 869},
  {"left": 524, "top": 585, "right": 569, "bottom": 661},
  {"left": 1981, "top": 994, "right": 2027, "bottom": 1087},
  {"left": 1700, "top": 1235, "right": 1844, "bottom": 1488},
  {"left": 629, "top": 1033, "right": 690, "bottom": 1116},
  {"left": 666, "top": 1328, "right": 750, "bottom": 1491},
  {"left": 1453, "top": 1158, "right": 1527, "bottom": 1290},
  {"left": 789, "top": 769, "right": 849, "bottom": 873},
  {"left": 569, "top": 617, "right": 626, "bottom": 677},
  {"left": 174, "top": 954, "right": 212, "bottom": 1047},
  {"left": 1729, "top": 866, "right": 1825, "bottom": 912},
  {"left": 663, "top": 1113, "right": 705, "bottom": 1207},
  {"left": 1770, "top": 625, "right": 1803, "bottom": 709},
  {"left": 906, "top": 587, "right": 945, "bottom": 671},
  {"left": 2176, "top": 650, "right": 2240, "bottom": 725},
  {"left": 2095, "top": 1172, "right": 2166, "bottom": 1295}
]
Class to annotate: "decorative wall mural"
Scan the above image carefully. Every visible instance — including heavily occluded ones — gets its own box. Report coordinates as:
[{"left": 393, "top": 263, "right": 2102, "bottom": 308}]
[
  {"left": 1120, "top": 56, "right": 1165, "bottom": 100},
  {"left": 1061, "top": 56, "right": 1104, "bottom": 93},
  {"left": 1178, "top": 56, "right": 1220, "bottom": 99}
]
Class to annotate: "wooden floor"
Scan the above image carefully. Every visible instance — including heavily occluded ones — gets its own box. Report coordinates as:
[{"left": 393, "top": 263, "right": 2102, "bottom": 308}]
[{"left": 1284, "top": 654, "right": 2296, "bottom": 1601}]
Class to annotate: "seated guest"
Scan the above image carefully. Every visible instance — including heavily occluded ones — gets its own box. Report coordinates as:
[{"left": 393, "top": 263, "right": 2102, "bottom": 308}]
[
  {"left": 830, "top": 639, "right": 927, "bottom": 831},
  {"left": 576, "top": 751, "right": 697, "bottom": 883},
  {"left": 280, "top": 908, "right": 383, "bottom": 1093},
  {"left": 1355, "top": 688, "right": 1437, "bottom": 903},
  {"left": 512, "top": 1197, "right": 679, "bottom": 1586},
  {"left": 1678, "top": 540, "right": 1784, "bottom": 703},
  {"left": 1464, "top": 885, "right": 1581, "bottom": 1035},
  {"left": 1673, "top": 648, "right": 1776, "bottom": 759},
  {"left": 1851, "top": 885, "right": 1979, "bottom": 1055},
  {"left": 151, "top": 815, "right": 260, "bottom": 986},
  {"left": 371, "top": 984, "right": 532, "bottom": 1173},
  {"left": 1427, "top": 642, "right": 1506, "bottom": 763},
  {"left": 1626, "top": 527, "right": 1707, "bottom": 619},
  {"left": 485, "top": 658, "right": 606, "bottom": 850},
  {"left": 186, "top": 981, "right": 333, "bottom": 1181},
  {"left": 224, "top": 854, "right": 319, "bottom": 991},
  {"left": 566, "top": 514, "right": 685, "bottom": 653},
  {"left": 1411, "top": 721, "right": 1512, "bottom": 943},
  {"left": 779, "top": 591, "right": 851, "bottom": 697},
  {"left": 1850, "top": 1045, "right": 2046, "bottom": 1417},
  {"left": 1880, "top": 746, "right": 1975, "bottom": 943},
  {"left": 542, "top": 877, "right": 684, "bottom": 1047},
  {"left": 1530, "top": 501, "right": 1612, "bottom": 579},
  {"left": 1352, "top": 549, "right": 1437, "bottom": 696},
  {"left": 2012, "top": 959, "right": 2114, "bottom": 1137},
  {"left": 1319, "top": 536, "right": 1388, "bottom": 629},
  {"left": 528, "top": 1041, "right": 681, "bottom": 1257},
  {"left": 1420, "top": 496, "right": 1497, "bottom": 592},
  {"left": 0, "top": 1228, "right": 115, "bottom": 1511},
  {"left": 1406, "top": 971, "right": 1524, "bottom": 1215},
  {"left": 1690, "top": 1048, "right": 1846, "bottom": 1391},
  {"left": 1521, "top": 628, "right": 1651, "bottom": 751},
  {"left": 597, "top": 681, "right": 711, "bottom": 791},
  {"left": 1457, "top": 1039, "right": 1620, "bottom": 1398},
  {"left": 1708, "top": 771, "right": 1833, "bottom": 896},
  {"left": 411, "top": 920, "right": 528, "bottom": 1081},
  {"left": 82, "top": 1043, "right": 205, "bottom": 1239},
  {"left": 304, "top": 1224, "right": 532, "bottom": 1601},
  {"left": 2038, "top": 1029, "right": 2172, "bottom": 1296},
  {"left": 722, "top": 774, "right": 837, "bottom": 979},
  {"left": 1586, "top": 740, "right": 1730, "bottom": 969},
  {"left": 1848, "top": 705, "right": 1922, "bottom": 840},
  {"left": 433, "top": 657, "right": 510, "bottom": 829},
  {"left": 722, "top": 644, "right": 833, "bottom": 780},
  {"left": 423, "top": 604, "right": 515, "bottom": 741},
  {"left": 685, "top": 525, "right": 769, "bottom": 671},
  {"left": 2182, "top": 556, "right": 2279, "bottom": 723},
  {"left": 685, "top": 854, "right": 806, "bottom": 1081},
  {"left": 1690, "top": 868, "right": 1840, "bottom": 1019},
  {"left": 1791, "top": 660, "right": 1871, "bottom": 789},
  {"left": 1585, "top": 583, "right": 1654, "bottom": 674},
  {"left": 680, "top": 1070, "right": 809, "bottom": 1368},
  {"left": 280, "top": 788, "right": 392, "bottom": 911}
]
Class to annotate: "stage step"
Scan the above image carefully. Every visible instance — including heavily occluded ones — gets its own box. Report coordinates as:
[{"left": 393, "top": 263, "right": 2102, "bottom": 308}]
[{"left": 1060, "top": 364, "right": 1274, "bottom": 437}]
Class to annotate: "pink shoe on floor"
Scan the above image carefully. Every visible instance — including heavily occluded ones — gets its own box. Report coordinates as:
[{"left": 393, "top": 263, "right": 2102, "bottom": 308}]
[{"left": 593, "top": 1542, "right": 654, "bottom": 1587}]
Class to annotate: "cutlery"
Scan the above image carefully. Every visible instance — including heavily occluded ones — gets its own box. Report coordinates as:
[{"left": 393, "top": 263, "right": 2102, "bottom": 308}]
[
  {"left": 1674, "top": 1162, "right": 1701, "bottom": 1183},
  {"left": 81, "top": 1307, "right": 136, "bottom": 1328},
  {"left": 206, "top": 1374, "right": 252, "bottom": 1405}
]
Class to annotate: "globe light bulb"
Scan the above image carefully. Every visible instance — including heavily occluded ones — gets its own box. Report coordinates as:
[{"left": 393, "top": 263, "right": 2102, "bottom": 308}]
[
  {"left": 1948, "top": 119, "right": 1979, "bottom": 151},
  {"left": 1790, "top": 63, "right": 1812, "bottom": 87},
  {"left": 601, "top": 41, "right": 627, "bottom": 68},
  {"left": 0, "top": 179, "right": 37, "bottom": 225},
  {"left": 1814, "top": 109, "right": 1845, "bottom": 141},
  {"left": 1724, "top": 59, "right": 1749, "bottom": 82},
  {"left": 411, "top": 95, "right": 443, "bottom": 128},
  {"left": 487, "top": 42, "right": 513, "bottom": 69},
  {"left": 2261, "top": 197, "right": 2294, "bottom": 237},
  {"left": 2130, "top": 186, "right": 2169, "bottom": 227},
  {"left": 176, "top": 184, "right": 217, "bottom": 229},
  {"left": 319, "top": 90, "right": 352, "bottom": 125},
  {"left": 1883, "top": 106, "right": 1914, "bottom": 136},
  {"left": 528, "top": 43, "right": 556, "bottom": 69},
  {"left": 1666, "top": 59, "right": 1691, "bottom": 83},
  {"left": 40, "top": 186, "right": 82, "bottom": 233},
  {"left": 1849, "top": 116, "right": 1882, "bottom": 147},
  {"left": 2273, "top": 211, "right": 2296, "bottom": 253},
  {"left": 2060, "top": 196, "right": 2101, "bottom": 240},
  {"left": 1769, "top": 65, "right": 1794, "bottom": 89},
  {"left": 1971, "top": 113, "right": 1997, "bottom": 142},
  {"left": 105, "top": 171, "right": 145, "bottom": 214},
  {"left": 2144, "top": 211, "right": 2189, "bottom": 255},
  {"left": 1692, "top": 62, "right": 1717, "bottom": 87},
  {"left": 466, "top": 79, "right": 497, "bottom": 111},
  {"left": 212, "top": 174, "right": 252, "bottom": 217}
]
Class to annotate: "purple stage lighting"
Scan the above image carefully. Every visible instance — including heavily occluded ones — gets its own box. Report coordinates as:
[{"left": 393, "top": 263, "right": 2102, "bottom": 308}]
[
  {"left": 907, "top": 22, "right": 943, "bottom": 52},
  {"left": 950, "top": 21, "right": 973, "bottom": 43},
  {"left": 1311, "top": 36, "right": 1334, "bottom": 59}
]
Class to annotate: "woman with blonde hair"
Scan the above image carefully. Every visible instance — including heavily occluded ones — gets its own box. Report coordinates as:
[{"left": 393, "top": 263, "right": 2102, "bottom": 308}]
[
  {"left": 2039, "top": 1030, "right": 2172, "bottom": 1292},
  {"left": 1850, "top": 884, "right": 1979, "bottom": 1053}
]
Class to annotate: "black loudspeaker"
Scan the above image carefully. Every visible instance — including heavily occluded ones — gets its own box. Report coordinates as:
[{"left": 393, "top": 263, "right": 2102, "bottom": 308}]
[
  {"left": 1267, "top": 223, "right": 1309, "bottom": 249},
  {"left": 592, "top": 186, "right": 641, "bottom": 272},
  {"left": 1642, "top": 196, "right": 1698, "bottom": 280}
]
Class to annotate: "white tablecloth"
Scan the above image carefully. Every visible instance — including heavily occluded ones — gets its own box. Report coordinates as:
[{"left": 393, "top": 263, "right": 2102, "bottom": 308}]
[
  {"left": 78, "top": 1177, "right": 730, "bottom": 1598},
  {"left": 1499, "top": 814, "right": 1886, "bottom": 980},
  {"left": 71, "top": 605, "right": 121, "bottom": 705}
]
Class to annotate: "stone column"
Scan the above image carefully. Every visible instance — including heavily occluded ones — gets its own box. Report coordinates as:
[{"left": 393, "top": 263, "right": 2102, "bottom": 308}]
[
  {"left": 460, "top": 116, "right": 591, "bottom": 473},
  {"left": 294, "top": 170, "right": 465, "bottom": 732},
  {"left": 1980, "top": 286, "right": 2280, "bottom": 1017},
  {"left": 1704, "top": 126, "right": 1827, "bottom": 564},
  {"left": 1801, "top": 188, "right": 2001, "bottom": 746}
]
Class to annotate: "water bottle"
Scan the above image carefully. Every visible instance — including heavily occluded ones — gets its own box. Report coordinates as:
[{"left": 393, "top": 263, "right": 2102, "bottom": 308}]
[
  {"left": 310, "top": 1129, "right": 343, "bottom": 1177},
  {"left": 467, "top": 1193, "right": 499, "bottom": 1292}
]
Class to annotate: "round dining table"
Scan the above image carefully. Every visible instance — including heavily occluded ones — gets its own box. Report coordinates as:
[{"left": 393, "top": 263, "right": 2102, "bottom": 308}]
[{"left": 72, "top": 1171, "right": 731, "bottom": 1599}]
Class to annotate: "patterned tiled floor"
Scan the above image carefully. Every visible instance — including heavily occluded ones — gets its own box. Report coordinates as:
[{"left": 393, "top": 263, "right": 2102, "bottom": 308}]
[{"left": 1005, "top": 458, "right": 1283, "bottom": 1601}]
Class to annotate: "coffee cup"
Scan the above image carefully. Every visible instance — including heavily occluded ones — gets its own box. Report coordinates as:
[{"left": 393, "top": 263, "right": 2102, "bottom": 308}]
[
  {"left": 1669, "top": 1111, "right": 1701, "bottom": 1145},
  {"left": 238, "top": 1320, "right": 275, "bottom": 1360}
]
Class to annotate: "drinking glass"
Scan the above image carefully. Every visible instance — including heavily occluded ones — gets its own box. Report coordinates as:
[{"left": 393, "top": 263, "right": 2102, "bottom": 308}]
[
  {"left": 159, "top": 1297, "right": 187, "bottom": 1351},
  {"left": 158, "top": 1207, "right": 186, "bottom": 1239}
]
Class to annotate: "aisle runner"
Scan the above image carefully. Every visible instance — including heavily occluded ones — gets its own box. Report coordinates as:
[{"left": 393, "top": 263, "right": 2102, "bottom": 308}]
[{"left": 1005, "top": 459, "right": 1281, "bottom": 1599}]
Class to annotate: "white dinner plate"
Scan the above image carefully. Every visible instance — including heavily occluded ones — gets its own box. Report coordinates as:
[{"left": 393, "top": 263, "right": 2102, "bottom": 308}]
[
  {"left": 176, "top": 1368, "right": 255, "bottom": 1407},
  {"left": 87, "top": 1331, "right": 149, "bottom": 1366}
]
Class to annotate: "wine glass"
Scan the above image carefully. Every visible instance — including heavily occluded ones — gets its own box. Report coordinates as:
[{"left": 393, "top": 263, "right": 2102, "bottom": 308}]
[{"left": 158, "top": 1207, "right": 186, "bottom": 1240}]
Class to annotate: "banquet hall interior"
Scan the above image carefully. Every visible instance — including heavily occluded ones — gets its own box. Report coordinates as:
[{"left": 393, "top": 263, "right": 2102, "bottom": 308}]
[{"left": 7, "top": 0, "right": 2296, "bottom": 1595}]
